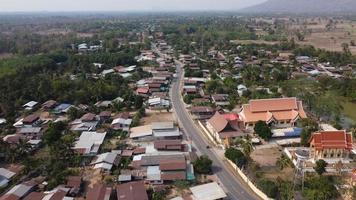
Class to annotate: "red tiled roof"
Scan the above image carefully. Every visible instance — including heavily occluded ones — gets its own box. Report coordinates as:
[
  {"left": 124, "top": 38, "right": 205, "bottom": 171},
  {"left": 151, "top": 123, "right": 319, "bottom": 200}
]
[
  {"left": 249, "top": 97, "right": 298, "bottom": 112},
  {"left": 223, "top": 113, "right": 239, "bottom": 121},
  {"left": 240, "top": 98, "right": 307, "bottom": 123},
  {"left": 310, "top": 130, "right": 353, "bottom": 151}
]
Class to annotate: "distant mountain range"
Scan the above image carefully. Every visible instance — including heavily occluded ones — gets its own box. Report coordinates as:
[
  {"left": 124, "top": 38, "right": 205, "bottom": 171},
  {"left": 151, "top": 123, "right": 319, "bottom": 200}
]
[{"left": 241, "top": 0, "right": 356, "bottom": 14}]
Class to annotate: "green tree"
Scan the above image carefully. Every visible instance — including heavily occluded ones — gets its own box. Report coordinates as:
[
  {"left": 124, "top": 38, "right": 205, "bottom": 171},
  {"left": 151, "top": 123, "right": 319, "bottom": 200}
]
[
  {"left": 225, "top": 147, "right": 247, "bottom": 168},
  {"left": 257, "top": 178, "right": 278, "bottom": 198},
  {"left": 43, "top": 121, "right": 67, "bottom": 145},
  {"left": 193, "top": 155, "right": 213, "bottom": 174},
  {"left": 303, "top": 176, "right": 339, "bottom": 200},
  {"left": 299, "top": 118, "right": 318, "bottom": 146},
  {"left": 314, "top": 159, "right": 327, "bottom": 175},
  {"left": 277, "top": 179, "right": 294, "bottom": 200},
  {"left": 134, "top": 95, "right": 143, "bottom": 109},
  {"left": 254, "top": 121, "right": 272, "bottom": 140}
]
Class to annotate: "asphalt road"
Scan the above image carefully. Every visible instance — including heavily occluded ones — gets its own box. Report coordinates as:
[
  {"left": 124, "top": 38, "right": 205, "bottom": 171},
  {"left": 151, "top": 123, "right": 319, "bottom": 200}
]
[{"left": 169, "top": 60, "right": 260, "bottom": 200}]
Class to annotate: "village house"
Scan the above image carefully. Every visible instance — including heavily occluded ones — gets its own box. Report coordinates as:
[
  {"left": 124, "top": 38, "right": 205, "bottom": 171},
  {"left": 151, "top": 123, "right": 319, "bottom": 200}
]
[
  {"left": 23, "top": 101, "right": 38, "bottom": 111},
  {"left": 86, "top": 183, "right": 112, "bottom": 200},
  {"left": 111, "top": 112, "right": 132, "bottom": 131},
  {"left": 153, "top": 140, "right": 186, "bottom": 151},
  {"left": 148, "top": 97, "right": 170, "bottom": 110},
  {"left": 73, "top": 131, "right": 107, "bottom": 156},
  {"left": 65, "top": 176, "right": 83, "bottom": 197},
  {"left": 309, "top": 130, "right": 353, "bottom": 162},
  {"left": 189, "top": 182, "right": 227, "bottom": 200},
  {"left": 116, "top": 181, "right": 149, "bottom": 200},
  {"left": 183, "top": 85, "right": 198, "bottom": 96},
  {"left": 0, "top": 180, "right": 36, "bottom": 200},
  {"left": 41, "top": 100, "right": 57, "bottom": 110},
  {"left": 98, "top": 111, "right": 111, "bottom": 122},
  {"left": 90, "top": 152, "right": 120, "bottom": 172},
  {"left": 132, "top": 154, "right": 190, "bottom": 184},
  {"left": 179, "top": 54, "right": 193, "bottom": 64},
  {"left": 0, "top": 168, "right": 16, "bottom": 188},
  {"left": 22, "top": 115, "right": 40, "bottom": 127},
  {"left": 206, "top": 112, "right": 246, "bottom": 147},
  {"left": 70, "top": 113, "right": 99, "bottom": 132},
  {"left": 211, "top": 94, "right": 229, "bottom": 106},
  {"left": 151, "top": 122, "right": 182, "bottom": 140},
  {"left": 136, "top": 87, "right": 150, "bottom": 98},
  {"left": 239, "top": 97, "right": 307, "bottom": 130},
  {"left": 190, "top": 106, "right": 215, "bottom": 120},
  {"left": 53, "top": 103, "right": 73, "bottom": 114}
]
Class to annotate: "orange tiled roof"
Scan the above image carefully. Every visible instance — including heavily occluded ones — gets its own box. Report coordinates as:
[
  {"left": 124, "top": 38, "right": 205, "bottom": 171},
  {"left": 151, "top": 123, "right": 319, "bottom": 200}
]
[
  {"left": 239, "top": 98, "right": 307, "bottom": 123},
  {"left": 310, "top": 130, "right": 353, "bottom": 151}
]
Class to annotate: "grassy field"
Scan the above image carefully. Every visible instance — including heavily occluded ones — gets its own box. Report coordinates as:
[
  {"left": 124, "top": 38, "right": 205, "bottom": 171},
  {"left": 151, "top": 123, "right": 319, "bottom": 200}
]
[{"left": 341, "top": 100, "right": 356, "bottom": 123}]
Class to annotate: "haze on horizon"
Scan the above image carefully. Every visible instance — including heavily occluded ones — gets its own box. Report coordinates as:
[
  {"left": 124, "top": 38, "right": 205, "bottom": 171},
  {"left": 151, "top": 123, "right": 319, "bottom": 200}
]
[{"left": 0, "top": 0, "right": 266, "bottom": 12}]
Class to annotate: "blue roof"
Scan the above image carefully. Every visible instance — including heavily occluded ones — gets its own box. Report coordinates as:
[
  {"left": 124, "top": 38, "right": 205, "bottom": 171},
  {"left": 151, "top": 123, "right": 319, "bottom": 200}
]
[
  {"left": 54, "top": 103, "right": 72, "bottom": 112},
  {"left": 284, "top": 128, "right": 303, "bottom": 137}
]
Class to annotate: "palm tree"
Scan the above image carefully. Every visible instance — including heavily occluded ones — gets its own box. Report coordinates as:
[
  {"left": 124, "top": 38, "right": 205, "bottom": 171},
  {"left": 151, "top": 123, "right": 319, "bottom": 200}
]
[
  {"left": 276, "top": 154, "right": 292, "bottom": 170},
  {"left": 234, "top": 137, "right": 253, "bottom": 157}
]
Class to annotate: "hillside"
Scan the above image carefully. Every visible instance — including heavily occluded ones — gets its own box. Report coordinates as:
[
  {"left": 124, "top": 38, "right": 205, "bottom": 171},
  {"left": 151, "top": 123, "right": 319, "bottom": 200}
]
[{"left": 241, "top": 0, "right": 356, "bottom": 14}]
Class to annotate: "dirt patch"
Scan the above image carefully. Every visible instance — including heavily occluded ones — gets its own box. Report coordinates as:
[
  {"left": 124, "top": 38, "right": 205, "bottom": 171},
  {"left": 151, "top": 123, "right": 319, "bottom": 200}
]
[
  {"left": 141, "top": 111, "right": 174, "bottom": 125},
  {"left": 263, "top": 167, "right": 294, "bottom": 181},
  {"left": 251, "top": 147, "right": 282, "bottom": 167},
  {"left": 289, "top": 19, "right": 356, "bottom": 54}
]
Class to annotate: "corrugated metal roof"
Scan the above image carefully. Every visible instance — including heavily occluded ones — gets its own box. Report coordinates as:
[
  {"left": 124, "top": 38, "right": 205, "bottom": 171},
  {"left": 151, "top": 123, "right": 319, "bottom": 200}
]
[{"left": 190, "top": 182, "right": 227, "bottom": 200}]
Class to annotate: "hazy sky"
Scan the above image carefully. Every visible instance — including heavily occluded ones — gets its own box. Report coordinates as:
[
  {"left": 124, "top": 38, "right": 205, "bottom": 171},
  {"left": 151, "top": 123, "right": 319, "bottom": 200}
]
[{"left": 0, "top": 0, "right": 266, "bottom": 12}]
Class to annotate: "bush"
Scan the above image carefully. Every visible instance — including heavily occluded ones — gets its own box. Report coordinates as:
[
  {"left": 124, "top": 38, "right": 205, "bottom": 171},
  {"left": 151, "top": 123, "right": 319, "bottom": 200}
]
[
  {"left": 257, "top": 178, "right": 278, "bottom": 198},
  {"left": 225, "top": 148, "right": 247, "bottom": 168},
  {"left": 303, "top": 176, "right": 339, "bottom": 200}
]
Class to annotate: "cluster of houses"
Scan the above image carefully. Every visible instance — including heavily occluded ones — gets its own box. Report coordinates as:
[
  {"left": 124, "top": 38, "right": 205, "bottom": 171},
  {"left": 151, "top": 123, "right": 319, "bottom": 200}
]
[
  {"left": 135, "top": 42, "right": 176, "bottom": 110},
  {"left": 176, "top": 45, "right": 355, "bottom": 170}
]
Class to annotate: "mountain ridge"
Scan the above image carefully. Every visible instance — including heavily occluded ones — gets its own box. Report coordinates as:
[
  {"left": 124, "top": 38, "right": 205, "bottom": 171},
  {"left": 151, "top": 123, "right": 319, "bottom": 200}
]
[{"left": 241, "top": 0, "right": 356, "bottom": 14}]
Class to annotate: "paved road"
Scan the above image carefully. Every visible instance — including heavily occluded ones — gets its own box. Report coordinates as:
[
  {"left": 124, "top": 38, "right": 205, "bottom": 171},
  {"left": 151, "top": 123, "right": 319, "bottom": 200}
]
[{"left": 169, "top": 60, "right": 260, "bottom": 199}]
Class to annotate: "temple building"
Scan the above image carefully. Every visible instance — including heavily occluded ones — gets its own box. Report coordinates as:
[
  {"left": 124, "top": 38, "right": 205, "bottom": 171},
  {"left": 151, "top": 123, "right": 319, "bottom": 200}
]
[
  {"left": 309, "top": 130, "right": 353, "bottom": 161},
  {"left": 239, "top": 97, "right": 307, "bottom": 129}
]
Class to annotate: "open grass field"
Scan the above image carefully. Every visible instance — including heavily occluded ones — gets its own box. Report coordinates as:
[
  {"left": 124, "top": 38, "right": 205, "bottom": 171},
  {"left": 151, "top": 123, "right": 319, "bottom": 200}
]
[{"left": 289, "top": 19, "right": 356, "bottom": 54}]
